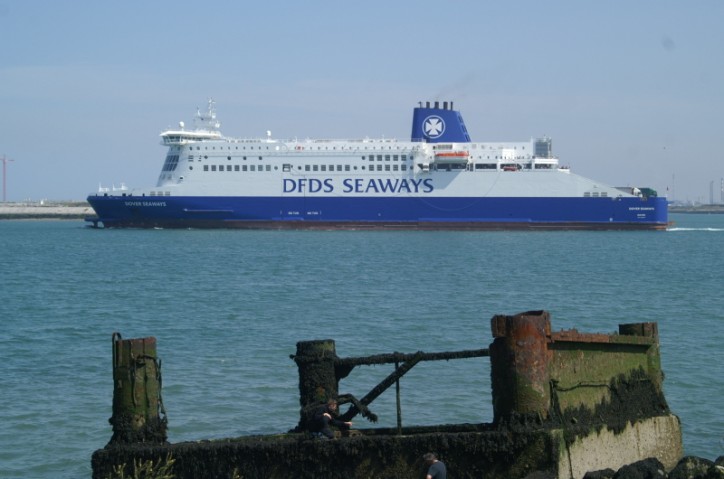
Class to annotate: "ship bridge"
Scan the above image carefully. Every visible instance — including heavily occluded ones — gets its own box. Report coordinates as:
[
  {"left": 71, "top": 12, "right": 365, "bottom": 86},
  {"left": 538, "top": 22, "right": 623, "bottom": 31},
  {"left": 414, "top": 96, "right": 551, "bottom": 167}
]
[
  {"left": 160, "top": 99, "right": 223, "bottom": 145},
  {"left": 160, "top": 129, "right": 222, "bottom": 146}
]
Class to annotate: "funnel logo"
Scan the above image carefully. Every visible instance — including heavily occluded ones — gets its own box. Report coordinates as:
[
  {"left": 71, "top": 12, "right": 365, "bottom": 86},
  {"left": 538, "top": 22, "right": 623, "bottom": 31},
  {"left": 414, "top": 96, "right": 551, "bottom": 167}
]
[{"left": 423, "top": 115, "right": 445, "bottom": 139}]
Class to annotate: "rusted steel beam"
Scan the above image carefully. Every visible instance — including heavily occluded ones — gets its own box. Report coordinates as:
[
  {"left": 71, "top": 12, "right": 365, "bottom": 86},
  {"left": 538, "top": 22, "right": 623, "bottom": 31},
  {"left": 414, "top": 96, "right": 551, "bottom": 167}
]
[
  {"left": 395, "top": 361, "right": 402, "bottom": 435},
  {"left": 291, "top": 345, "right": 490, "bottom": 427},
  {"left": 551, "top": 329, "right": 655, "bottom": 346},
  {"left": 336, "top": 348, "right": 489, "bottom": 367},
  {"left": 340, "top": 354, "right": 423, "bottom": 422}
]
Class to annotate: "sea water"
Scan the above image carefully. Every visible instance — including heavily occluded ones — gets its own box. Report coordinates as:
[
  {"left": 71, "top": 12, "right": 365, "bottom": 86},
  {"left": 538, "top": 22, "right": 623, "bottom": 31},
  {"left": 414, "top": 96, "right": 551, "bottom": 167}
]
[{"left": 0, "top": 213, "right": 722, "bottom": 478}]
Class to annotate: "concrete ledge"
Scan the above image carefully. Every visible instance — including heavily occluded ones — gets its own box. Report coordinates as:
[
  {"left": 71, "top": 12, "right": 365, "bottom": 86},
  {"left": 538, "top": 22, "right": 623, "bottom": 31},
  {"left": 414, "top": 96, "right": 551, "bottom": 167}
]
[
  {"left": 92, "top": 426, "right": 561, "bottom": 479},
  {"left": 92, "top": 414, "right": 682, "bottom": 479},
  {"left": 559, "top": 414, "right": 682, "bottom": 479}
]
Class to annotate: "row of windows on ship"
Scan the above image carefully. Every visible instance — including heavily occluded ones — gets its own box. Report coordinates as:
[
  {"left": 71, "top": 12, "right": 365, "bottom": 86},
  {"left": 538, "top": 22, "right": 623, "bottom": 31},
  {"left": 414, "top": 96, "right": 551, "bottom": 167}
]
[
  {"left": 161, "top": 158, "right": 554, "bottom": 176},
  {"left": 199, "top": 163, "right": 413, "bottom": 172},
  {"left": 183, "top": 153, "right": 536, "bottom": 161},
  {"left": 162, "top": 153, "right": 554, "bottom": 173},
  {"left": 174, "top": 143, "right": 530, "bottom": 151},
  {"left": 162, "top": 153, "right": 414, "bottom": 172},
  {"left": 194, "top": 163, "right": 553, "bottom": 172}
]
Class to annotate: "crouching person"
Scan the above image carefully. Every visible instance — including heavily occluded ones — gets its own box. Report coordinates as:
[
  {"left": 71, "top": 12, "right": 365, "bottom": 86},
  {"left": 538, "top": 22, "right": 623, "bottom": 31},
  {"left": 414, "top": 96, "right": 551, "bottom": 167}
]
[{"left": 309, "top": 398, "right": 352, "bottom": 439}]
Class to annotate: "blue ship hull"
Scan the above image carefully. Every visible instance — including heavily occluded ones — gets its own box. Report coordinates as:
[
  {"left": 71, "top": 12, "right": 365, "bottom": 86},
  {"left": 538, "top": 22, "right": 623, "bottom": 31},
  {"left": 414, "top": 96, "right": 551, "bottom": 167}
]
[{"left": 86, "top": 195, "right": 668, "bottom": 230}]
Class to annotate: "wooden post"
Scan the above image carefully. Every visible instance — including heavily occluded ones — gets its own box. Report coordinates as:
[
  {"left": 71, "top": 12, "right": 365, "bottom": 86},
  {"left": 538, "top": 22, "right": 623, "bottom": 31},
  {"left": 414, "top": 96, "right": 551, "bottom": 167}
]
[
  {"left": 108, "top": 333, "right": 167, "bottom": 445},
  {"left": 292, "top": 339, "right": 339, "bottom": 431}
]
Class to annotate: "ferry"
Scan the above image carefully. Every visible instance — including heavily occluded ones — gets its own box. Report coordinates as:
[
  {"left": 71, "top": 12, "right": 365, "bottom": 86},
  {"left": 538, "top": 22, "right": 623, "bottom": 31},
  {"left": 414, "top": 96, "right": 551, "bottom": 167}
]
[{"left": 86, "top": 100, "right": 668, "bottom": 230}]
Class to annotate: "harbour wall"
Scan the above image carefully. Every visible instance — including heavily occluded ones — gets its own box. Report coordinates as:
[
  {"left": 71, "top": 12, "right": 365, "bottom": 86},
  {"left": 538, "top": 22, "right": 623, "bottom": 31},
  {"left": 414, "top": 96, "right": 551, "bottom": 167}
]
[
  {"left": 0, "top": 202, "right": 93, "bottom": 219},
  {"left": 91, "top": 311, "right": 682, "bottom": 479}
]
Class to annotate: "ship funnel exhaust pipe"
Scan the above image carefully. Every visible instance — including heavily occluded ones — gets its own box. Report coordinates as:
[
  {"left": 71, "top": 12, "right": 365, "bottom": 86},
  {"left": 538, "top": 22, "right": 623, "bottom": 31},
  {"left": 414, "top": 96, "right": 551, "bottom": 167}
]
[{"left": 411, "top": 100, "right": 470, "bottom": 143}]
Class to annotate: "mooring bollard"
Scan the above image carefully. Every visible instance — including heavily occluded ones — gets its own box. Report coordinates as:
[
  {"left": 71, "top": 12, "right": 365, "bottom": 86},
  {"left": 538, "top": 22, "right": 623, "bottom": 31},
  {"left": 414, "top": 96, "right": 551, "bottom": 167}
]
[
  {"left": 108, "top": 332, "right": 167, "bottom": 445},
  {"left": 490, "top": 310, "right": 552, "bottom": 424}
]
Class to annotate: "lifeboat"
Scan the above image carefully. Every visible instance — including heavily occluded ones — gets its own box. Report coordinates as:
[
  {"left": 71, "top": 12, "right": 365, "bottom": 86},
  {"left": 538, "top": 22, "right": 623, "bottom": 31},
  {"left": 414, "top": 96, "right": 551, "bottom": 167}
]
[{"left": 434, "top": 151, "right": 469, "bottom": 163}]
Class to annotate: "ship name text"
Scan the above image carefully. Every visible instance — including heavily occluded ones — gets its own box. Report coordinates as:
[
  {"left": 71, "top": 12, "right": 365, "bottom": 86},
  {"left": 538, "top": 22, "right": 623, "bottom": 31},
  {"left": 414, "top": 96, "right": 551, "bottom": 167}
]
[
  {"left": 124, "top": 201, "right": 167, "bottom": 207},
  {"left": 283, "top": 178, "right": 434, "bottom": 194}
]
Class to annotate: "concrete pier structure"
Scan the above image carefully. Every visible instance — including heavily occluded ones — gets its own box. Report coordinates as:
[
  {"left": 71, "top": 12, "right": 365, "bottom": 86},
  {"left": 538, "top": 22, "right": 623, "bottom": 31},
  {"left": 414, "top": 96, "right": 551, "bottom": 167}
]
[
  {"left": 92, "top": 311, "right": 682, "bottom": 479},
  {"left": 0, "top": 201, "right": 93, "bottom": 219}
]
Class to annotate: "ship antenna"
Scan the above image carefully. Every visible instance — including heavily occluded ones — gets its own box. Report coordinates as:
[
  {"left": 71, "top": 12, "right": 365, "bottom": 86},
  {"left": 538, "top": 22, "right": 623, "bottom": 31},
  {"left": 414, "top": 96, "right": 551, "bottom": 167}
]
[{"left": 194, "top": 98, "right": 221, "bottom": 131}]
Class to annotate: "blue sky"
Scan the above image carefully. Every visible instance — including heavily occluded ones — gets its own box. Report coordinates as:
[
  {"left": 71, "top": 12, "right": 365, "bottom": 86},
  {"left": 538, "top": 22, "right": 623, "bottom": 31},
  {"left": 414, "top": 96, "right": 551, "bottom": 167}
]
[{"left": 1, "top": 1, "right": 722, "bottom": 203}]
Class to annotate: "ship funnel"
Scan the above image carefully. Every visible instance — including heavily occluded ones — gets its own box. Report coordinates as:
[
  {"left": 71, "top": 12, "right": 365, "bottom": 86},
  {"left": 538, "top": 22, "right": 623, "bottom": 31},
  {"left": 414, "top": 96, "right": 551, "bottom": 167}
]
[{"left": 410, "top": 101, "right": 471, "bottom": 143}]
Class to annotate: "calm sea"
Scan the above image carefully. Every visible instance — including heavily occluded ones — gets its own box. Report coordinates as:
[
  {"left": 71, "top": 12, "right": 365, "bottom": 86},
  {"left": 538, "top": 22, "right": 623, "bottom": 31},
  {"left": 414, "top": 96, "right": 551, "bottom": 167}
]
[{"left": 1, "top": 214, "right": 723, "bottom": 478}]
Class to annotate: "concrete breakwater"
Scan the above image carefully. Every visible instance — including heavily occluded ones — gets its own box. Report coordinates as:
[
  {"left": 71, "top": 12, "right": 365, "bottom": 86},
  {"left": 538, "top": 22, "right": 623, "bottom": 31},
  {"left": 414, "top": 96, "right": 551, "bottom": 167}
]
[
  {"left": 91, "top": 311, "right": 684, "bottom": 479},
  {"left": 669, "top": 204, "right": 724, "bottom": 214},
  {"left": 0, "top": 201, "right": 94, "bottom": 219}
]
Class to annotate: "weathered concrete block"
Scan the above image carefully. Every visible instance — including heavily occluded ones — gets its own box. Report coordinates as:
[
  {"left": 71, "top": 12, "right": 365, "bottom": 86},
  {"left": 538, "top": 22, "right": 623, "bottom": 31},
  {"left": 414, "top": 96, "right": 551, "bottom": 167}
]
[{"left": 559, "top": 415, "right": 682, "bottom": 479}]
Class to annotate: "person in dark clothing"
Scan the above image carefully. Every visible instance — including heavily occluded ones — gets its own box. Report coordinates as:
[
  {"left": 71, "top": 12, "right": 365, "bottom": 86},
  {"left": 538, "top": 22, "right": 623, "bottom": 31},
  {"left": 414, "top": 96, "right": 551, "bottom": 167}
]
[
  {"left": 309, "top": 398, "right": 352, "bottom": 439},
  {"left": 423, "top": 452, "right": 447, "bottom": 479}
]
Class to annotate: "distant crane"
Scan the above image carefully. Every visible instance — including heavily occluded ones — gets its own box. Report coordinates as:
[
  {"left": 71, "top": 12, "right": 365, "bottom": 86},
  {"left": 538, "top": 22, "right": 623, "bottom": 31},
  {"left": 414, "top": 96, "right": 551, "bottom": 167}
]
[{"left": 1, "top": 154, "right": 13, "bottom": 202}]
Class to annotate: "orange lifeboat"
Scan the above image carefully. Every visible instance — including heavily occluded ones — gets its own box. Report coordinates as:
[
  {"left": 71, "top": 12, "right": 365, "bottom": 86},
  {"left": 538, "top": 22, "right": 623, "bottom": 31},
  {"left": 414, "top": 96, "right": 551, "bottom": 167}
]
[
  {"left": 435, "top": 151, "right": 469, "bottom": 159},
  {"left": 434, "top": 151, "right": 470, "bottom": 164}
]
